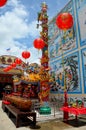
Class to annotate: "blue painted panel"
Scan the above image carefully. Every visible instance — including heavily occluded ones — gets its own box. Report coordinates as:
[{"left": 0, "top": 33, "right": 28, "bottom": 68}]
[
  {"left": 81, "top": 48, "right": 86, "bottom": 93},
  {"left": 50, "top": 51, "right": 82, "bottom": 94},
  {"left": 48, "top": 0, "right": 78, "bottom": 61},
  {"left": 75, "top": 0, "right": 86, "bottom": 46}
]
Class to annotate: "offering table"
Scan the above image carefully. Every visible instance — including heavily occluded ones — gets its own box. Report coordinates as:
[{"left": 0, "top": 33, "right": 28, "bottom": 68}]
[{"left": 60, "top": 106, "right": 86, "bottom": 121}]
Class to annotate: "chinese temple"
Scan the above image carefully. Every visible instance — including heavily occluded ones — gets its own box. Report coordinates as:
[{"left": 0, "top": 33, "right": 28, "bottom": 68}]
[
  {"left": 0, "top": 55, "right": 23, "bottom": 98},
  {"left": 1, "top": 0, "right": 86, "bottom": 130},
  {"left": 0, "top": 55, "right": 41, "bottom": 99}
]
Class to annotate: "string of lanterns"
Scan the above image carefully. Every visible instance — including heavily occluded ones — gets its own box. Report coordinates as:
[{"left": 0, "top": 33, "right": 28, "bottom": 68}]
[{"left": 3, "top": 51, "right": 31, "bottom": 72}]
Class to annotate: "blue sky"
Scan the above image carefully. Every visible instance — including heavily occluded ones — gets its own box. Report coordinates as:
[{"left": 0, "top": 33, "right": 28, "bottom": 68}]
[{"left": 0, "top": 0, "right": 70, "bottom": 64}]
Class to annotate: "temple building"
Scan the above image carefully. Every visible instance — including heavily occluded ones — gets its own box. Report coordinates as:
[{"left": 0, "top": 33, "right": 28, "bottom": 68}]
[{"left": 0, "top": 55, "right": 24, "bottom": 98}]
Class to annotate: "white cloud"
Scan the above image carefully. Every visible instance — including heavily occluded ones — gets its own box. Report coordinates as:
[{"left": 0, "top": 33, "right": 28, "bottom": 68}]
[
  {"left": 8, "top": 0, "right": 22, "bottom": 8},
  {"left": 0, "top": 0, "right": 41, "bottom": 64},
  {"left": 0, "top": 12, "right": 29, "bottom": 39},
  {"left": 26, "top": 47, "right": 42, "bottom": 64},
  {"left": 28, "top": 21, "right": 42, "bottom": 37}
]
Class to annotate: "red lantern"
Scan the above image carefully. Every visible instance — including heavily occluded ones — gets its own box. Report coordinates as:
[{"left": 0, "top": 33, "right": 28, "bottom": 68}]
[
  {"left": 22, "top": 51, "right": 30, "bottom": 59},
  {"left": 3, "top": 68, "right": 8, "bottom": 72},
  {"left": 33, "top": 38, "right": 45, "bottom": 50},
  {"left": 56, "top": 12, "right": 73, "bottom": 30},
  {"left": 15, "top": 58, "right": 22, "bottom": 65},
  {"left": 0, "top": 0, "right": 7, "bottom": 7},
  {"left": 3, "top": 65, "right": 12, "bottom": 72},
  {"left": 11, "top": 63, "right": 16, "bottom": 68},
  {"left": 7, "top": 65, "right": 13, "bottom": 71}
]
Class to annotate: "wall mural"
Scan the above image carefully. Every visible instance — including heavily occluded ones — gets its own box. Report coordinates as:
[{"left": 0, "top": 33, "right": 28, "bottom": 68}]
[
  {"left": 81, "top": 48, "right": 86, "bottom": 93},
  {"left": 48, "top": 0, "right": 77, "bottom": 61},
  {"left": 49, "top": 95, "right": 86, "bottom": 108},
  {"left": 50, "top": 52, "right": 81, "bottom": 94},
  {"left": 49, "top": 44, "right": 55, "bottom": 59},
  {"left": 76, "top": 0, "right": 86, "bottom": 46},
  {"left": 48, "top": 0, "right": 86, "bottom": 96}
]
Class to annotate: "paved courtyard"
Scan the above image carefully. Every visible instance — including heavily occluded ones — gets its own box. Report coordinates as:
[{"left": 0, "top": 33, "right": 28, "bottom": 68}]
[{"left": 0, "top": 101, "right": 86, "bottom": 130}]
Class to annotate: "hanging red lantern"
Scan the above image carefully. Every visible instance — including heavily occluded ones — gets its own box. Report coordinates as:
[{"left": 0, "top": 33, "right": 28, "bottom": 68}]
[
  {"left": 15, "top": 58, "right": 22, "bottom": 65},
  {"left": 22, "top": 51, "right": 30, "bottom": 59},
  {"left": 7, "top": 65, "right": 13, "bottom": 70},
  {"left": 0, "top": 0, "right": 7, "bottom": 7},
  {"left": 11, "top": 63, "right": 16, "bottom": 68},
  {"left": 3, "top": 68, "right": 8, "bottom": 72},
  {"left": 3, "top": 65, "right": 12, "bottom": 72},
  {"left": 33, "top": 38, "right": 45, "bottom": 50},
  {"left": 56, "top": 12, "right": 73, "bottom": 30}
]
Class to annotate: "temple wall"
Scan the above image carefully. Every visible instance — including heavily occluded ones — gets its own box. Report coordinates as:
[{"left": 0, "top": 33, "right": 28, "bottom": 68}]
[{"left": 48, "top": 0, "right": 86, "bottom": 103}]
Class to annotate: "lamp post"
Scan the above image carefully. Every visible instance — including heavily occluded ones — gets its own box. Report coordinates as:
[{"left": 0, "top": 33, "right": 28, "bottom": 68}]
[{"left": 56, "top": 12, "right": 74, "bottom": 121}]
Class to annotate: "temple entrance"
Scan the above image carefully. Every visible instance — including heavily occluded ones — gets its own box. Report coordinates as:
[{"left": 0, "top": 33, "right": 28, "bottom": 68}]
[
  {"left": 0, "top": 74, "right": 13, "bottom": 99},
  {"left": 0, "top": 83, "right": 4, "bottom": 99},
  {"left": 0, "top": 82, "right": 13, "bottom": 99}
]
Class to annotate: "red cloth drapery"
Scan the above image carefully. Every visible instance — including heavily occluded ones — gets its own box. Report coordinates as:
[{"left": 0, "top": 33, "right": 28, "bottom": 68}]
[{"left": 60, "top": 107, "right": 86, "bottom": 115}]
